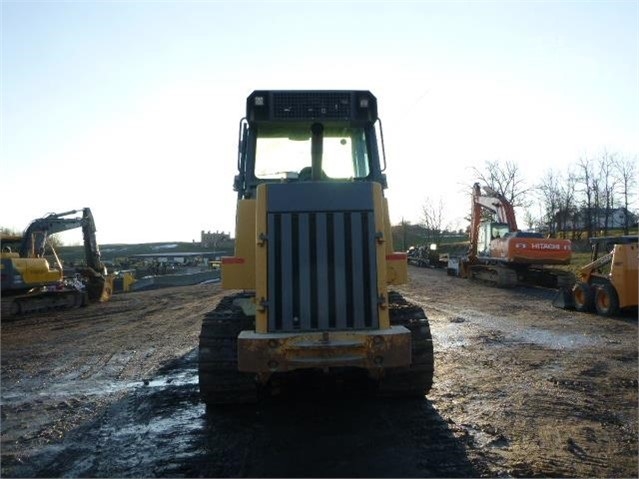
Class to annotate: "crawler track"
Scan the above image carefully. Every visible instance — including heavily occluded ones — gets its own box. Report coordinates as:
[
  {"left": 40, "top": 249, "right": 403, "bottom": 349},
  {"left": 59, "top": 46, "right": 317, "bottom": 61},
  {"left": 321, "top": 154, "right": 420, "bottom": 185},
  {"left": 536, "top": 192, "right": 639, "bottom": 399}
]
[
  {"left": 198, "top": 291, "right": 435, "bottom": 404},
  {"left": 198, "top": 293, "right": 257, "bottom": 405},
  {"left": 380, "top": 291, "right": 434, "bottom": 396}
]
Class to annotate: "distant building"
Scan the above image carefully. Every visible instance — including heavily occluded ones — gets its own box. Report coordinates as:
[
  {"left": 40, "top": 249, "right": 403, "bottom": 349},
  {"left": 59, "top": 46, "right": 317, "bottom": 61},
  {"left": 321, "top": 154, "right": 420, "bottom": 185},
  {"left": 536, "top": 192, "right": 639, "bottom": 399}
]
[
  {"left": 560, "top": 207, "right": 637, "bottom": 230},
  {"left": 201, "top": 230, "right": 231, "bottom": 248}
]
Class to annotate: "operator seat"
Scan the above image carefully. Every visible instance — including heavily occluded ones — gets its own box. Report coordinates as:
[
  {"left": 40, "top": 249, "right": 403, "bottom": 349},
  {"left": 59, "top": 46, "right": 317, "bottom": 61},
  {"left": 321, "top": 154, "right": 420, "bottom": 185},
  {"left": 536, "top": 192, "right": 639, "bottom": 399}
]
[{"left": 298, "top": 166, "right": 328, "bottom": 181}]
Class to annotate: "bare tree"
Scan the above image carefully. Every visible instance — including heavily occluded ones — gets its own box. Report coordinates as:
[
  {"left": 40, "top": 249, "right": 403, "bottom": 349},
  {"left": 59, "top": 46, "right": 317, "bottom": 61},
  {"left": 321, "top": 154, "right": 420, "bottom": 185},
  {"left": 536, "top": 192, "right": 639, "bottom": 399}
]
[
  {"left": 0, "top": 228, "right": 63, "bottom": 249},
  {"left": 598, "top": 150, "right": 618, "bottom": 236},
  {"left": 538, "top": 169, "right": 561, "bottom": 235},
  {"left": 421, "top": 197, "right": 446, "bottom": 246},
  {"left": 47, "top": 234, "right": 64, "bottom": 249},
  {"left": 557, "top": 170, "right": 578, "bottom": 239},
  {"left": 614, "top": 154, "right": 638, "bottom": 234},
  {"left": 522, "top": 208, "right": 537, "bottom": 231},
  {"left": 576, "top": 156, "right": 596, "bottom": 237},
  {"left": 0, "top": 227, "right": 22, "bottom": 236},
  {"left": 393, "top": 218, "right": 410, "bottom": 251},
  {"left": 472, "top": 159, "right": 529, "bottom": 207}
]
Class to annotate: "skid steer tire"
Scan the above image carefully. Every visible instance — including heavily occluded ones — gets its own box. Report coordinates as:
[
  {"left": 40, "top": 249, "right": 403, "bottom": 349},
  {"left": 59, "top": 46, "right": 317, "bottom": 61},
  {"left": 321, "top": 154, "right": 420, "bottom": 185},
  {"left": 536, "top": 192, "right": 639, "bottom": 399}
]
[
  {"left": 198, "top": 293, "right": 258, "bottom": 406},
  {"left": 573, "top": 282, "right": 595, "bottom": 313},
  {"left": 378, "top": 291, "right": 434, "bottom": 398},
  {"left": 594, "top": 282, "right": 620, "bottom": 317}
]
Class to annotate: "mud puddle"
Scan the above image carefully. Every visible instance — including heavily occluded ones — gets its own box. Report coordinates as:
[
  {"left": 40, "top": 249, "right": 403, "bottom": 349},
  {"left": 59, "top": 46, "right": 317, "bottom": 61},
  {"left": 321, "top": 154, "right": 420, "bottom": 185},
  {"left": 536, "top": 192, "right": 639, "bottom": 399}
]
[
  {"left": 1, "top": 354, "right": 199, "bottom": 406},
  {"left": 6, "top": 350, "right": 479, "bottom": 478},
  {"left": 5, "top": 350, "right": 206, "bottom": 478},
  {"left": 420, "top": 302, "right": 602, "bottom": 351}
]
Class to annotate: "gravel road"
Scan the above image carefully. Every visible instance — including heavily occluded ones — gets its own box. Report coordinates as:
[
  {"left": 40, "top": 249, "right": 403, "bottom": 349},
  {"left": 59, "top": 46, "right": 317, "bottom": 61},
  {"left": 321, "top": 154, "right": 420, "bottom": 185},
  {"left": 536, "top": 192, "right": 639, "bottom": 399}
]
[{"left": 1, "top": 267, "right": 636, "bottom": 477}]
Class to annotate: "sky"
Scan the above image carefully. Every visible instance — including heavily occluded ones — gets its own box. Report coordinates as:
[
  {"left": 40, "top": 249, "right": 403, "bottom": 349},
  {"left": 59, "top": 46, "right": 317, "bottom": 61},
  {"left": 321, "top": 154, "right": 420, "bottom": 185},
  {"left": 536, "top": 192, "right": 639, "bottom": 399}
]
[{"left": 2, "top": 0, "right": 638, "bottom": 245}]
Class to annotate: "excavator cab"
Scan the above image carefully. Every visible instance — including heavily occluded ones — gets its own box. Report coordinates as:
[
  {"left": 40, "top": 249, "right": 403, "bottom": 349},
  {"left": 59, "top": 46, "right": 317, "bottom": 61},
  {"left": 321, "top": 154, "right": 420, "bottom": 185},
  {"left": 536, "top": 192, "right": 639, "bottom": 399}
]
[{"left": 477, "top": 221, "right": 511, "bottom": 256}]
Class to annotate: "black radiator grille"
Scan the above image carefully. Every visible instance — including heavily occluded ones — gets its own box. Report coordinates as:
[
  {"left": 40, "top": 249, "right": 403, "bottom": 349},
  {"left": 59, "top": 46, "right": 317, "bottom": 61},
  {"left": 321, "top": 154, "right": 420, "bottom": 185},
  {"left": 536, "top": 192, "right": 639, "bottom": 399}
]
[
  {"left": 267, "top": 211, "right": 379, "bottom": 332},
  {"left": 271, "top": 92, "right": 352, "bottom": 120}
]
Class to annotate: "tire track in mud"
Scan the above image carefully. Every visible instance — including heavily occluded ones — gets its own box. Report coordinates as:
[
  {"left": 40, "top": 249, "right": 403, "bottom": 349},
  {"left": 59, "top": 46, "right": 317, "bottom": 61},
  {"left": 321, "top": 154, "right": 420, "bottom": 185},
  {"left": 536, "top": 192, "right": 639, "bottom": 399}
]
[
  {"left": 11, "top": 350, "right": 480, "bottom": 478},
  {"left": 2, "top": 272, "right": 636, "bottom": 478},
  {"left": 1, "top": 284, "right": 226, "bottom": 476},
  {"left": 396, "top": 268, "right": 637, "bottom": 478}
]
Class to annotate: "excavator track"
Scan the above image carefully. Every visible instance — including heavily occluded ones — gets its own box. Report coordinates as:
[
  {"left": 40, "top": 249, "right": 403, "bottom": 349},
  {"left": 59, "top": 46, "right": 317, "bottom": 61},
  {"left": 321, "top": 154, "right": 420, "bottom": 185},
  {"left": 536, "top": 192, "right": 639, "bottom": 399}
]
[
  {"left": 518, "top": 267, "right": 575, "bottom": 289},
  {"left": 469, "top": 264, "right": 519, "bottom": 288},
  {"left": 378, "top": 291, "right": 434, "bottom": 397},
  {"left": 2, "top": 290, "right": 89, "bottom": 317},
  {"left": 198, "top": 293, "right": 258, "bottom": 406},
  {"left": 468, "top": 263, "right": 574, "bottom": 289}
]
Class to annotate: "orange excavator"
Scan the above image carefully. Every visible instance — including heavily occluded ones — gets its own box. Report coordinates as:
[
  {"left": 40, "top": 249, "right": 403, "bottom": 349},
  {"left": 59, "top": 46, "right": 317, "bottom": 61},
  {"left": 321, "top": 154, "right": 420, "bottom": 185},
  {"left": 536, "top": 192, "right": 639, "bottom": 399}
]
[{"left": 452, "top": 183, "right": 573, "bottom": 287}]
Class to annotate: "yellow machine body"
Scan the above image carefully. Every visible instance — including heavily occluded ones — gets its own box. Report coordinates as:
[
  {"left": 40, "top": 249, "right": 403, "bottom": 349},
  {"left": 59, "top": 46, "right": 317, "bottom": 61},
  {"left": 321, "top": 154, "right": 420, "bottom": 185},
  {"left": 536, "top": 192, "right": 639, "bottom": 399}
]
[
  {"left": 554, "top": 235, "right": 638, "bottom": 316},
  {"left": 578, "top": 242, "right": 638, "bottom": 310},
  {"left": 222, "top": 183, "right": 410, "bottom": 375},
  {"left": 217, "top": 90, "right": 412, "bottom": 377},
  {"left": 198, "top": 90, "right": 434, "bottom": 404},
  {"left": 0, "top": 253, "right": 63, "bottom": 286}
]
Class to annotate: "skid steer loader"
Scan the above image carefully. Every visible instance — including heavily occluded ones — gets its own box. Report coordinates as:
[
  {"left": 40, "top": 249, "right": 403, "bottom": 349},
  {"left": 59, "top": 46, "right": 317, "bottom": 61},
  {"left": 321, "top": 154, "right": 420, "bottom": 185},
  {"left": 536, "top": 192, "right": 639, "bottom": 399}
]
[
  {"left": 553, "top": 235, "right": 637, "bottom": 317},
  {"left": 198, "top": 90, "right": 434, "bottom": 405}
]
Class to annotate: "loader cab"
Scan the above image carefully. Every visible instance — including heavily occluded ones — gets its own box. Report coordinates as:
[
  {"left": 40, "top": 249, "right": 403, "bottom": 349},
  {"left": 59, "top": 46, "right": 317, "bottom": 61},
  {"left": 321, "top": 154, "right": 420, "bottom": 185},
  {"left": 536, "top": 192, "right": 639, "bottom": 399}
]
[{"left": 234, "top": 90, "right": 387, "bottom": 199}]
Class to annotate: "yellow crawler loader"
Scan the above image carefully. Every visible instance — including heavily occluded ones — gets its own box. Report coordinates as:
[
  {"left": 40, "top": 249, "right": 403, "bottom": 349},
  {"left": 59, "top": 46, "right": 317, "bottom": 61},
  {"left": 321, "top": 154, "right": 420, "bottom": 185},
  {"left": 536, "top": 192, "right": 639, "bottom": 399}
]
[{"left": 198, "top": 90, "right": 434, "bottom": 405}]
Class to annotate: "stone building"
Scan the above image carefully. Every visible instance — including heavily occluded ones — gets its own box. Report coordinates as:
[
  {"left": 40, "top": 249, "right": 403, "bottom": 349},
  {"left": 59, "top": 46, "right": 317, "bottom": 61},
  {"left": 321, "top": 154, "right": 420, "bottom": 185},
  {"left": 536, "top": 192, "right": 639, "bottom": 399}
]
[{"left": 201, "top": 230, "right": 230, "bottom": 248}]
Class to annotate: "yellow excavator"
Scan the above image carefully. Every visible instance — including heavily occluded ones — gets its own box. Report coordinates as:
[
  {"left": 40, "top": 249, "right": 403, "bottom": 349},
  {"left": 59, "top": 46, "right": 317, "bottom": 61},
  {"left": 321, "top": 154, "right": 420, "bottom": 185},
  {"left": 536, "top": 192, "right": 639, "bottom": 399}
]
[
  {"left": 1, "top": 208, "right": 113, "bottom": 316},
  {"left": 553, "top": 235, "right": 638, "bottom": 317}
]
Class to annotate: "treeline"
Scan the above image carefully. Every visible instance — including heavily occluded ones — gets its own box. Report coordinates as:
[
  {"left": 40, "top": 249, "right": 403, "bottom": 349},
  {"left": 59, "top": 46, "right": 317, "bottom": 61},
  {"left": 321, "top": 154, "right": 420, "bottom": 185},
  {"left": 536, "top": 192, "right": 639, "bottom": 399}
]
[
  {"left": 459, "top": 152, "right": 637, "bottom": 240},
  {"left": 534, "top": 151, "right": 637, "bottom": 238}
]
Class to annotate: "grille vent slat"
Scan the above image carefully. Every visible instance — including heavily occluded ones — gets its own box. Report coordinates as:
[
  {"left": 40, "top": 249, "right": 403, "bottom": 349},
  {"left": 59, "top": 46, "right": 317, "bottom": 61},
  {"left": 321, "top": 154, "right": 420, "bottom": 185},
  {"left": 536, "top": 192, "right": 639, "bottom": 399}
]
[
  {"left": 316, "top": 213, "right": 330, "bottom": 330},
  {"left": 350, "top": 213, "right": 365, "bottom": 329},
  {"left": 281, "top": 214, "right": 294, "bottom": 331},
  {"left": 267, "top": 211, "right": 378, "bottom": 332},
  {"left": 333, "top": 212, "right": 347, "bottom": 328},
  {"left": 298, "top": 214, "right": 312, "bottom": 329}
]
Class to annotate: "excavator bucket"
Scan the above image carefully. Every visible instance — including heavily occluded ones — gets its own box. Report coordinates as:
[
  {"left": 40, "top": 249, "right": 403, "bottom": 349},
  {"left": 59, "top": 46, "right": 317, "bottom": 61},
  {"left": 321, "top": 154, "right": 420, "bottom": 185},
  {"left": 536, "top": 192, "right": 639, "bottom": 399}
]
[
  {"left": 552, "top": 287, "right": 575, "bottom": 309},
  {"left": 80, "top": 268, "right": 113, "bottom": 302}
]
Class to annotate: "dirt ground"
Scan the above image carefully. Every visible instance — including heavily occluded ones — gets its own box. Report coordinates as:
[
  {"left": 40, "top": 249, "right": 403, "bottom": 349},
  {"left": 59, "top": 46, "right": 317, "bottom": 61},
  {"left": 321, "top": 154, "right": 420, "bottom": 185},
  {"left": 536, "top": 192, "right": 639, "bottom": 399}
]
[{"left": 1, "top": 267, "right": 637, "bottom": 478}]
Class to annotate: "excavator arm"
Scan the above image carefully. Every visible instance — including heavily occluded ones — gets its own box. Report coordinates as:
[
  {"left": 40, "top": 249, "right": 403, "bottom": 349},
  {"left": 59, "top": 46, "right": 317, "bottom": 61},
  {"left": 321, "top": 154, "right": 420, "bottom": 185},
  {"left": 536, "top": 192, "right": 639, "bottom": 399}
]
[
  {"left": 468, "top": 183, "right": 518, "bottom": 261},
  {"left": 21, "top": 209, "right": 86, "bottom": 258}
]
